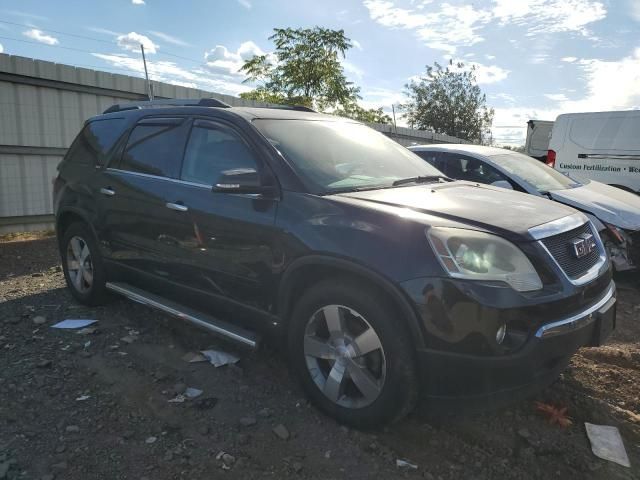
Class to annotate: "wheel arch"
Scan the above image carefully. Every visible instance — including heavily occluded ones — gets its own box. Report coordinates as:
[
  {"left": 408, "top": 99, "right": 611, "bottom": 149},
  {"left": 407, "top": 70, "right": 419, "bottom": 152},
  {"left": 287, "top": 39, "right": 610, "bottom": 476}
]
[
  {"left": 55, "top": 208, "right": 98, "bottom": 247},
  {"left": 278, "top": 255, "right": 427, "bottom": 350}
]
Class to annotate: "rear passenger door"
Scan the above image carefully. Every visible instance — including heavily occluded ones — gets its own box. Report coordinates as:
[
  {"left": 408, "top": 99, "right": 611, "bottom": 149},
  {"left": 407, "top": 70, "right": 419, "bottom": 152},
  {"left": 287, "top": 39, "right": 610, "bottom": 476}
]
[{"left": 98, "top": 116, "right": 192, "bottom": 275}]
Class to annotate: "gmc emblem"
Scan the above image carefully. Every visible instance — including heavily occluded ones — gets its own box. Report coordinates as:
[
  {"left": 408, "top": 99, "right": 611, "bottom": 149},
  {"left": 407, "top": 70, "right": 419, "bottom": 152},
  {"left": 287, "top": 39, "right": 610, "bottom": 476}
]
[{"left": 571, "top": 233, "right": 597, "bottom": 259}]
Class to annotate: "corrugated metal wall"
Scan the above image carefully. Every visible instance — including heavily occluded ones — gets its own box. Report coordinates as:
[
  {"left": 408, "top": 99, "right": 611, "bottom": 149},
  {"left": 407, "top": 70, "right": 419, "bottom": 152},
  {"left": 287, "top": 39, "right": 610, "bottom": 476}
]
[{"left": 0, "top": 53, "right": 467, "bottom": 234}]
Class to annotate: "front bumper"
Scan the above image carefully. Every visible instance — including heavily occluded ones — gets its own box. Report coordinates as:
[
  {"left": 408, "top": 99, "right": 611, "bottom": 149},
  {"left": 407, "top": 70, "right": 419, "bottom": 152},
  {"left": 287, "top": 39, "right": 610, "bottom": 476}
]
[{"left": 405, "top": 279, "right": 616, "bottom": 402}]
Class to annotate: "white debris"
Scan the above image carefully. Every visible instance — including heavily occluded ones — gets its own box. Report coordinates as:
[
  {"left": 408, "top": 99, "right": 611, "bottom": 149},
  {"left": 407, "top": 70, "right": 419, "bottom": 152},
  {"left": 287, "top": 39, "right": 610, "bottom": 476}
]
[
  {"left": 396, "top": 459, "right": 418, "bottom": 469},
  {"left": 168, "top": 395, "right": 186, "bottom": 403},
  {"left": 182, "top": 352, "right": 207, "bottom": 363},
  {"left": 51, "top": 319, "right": 97, "bottom": 329},
  {"left": 585, "top": 423, "right": 630, "bottom": 468},
  {"left": 75, "top": 395, "right": 90, "bottom": 401},
  {"left": 145, "top": 436, "right": 157, "bottom": 444},
  {"left": 184, "top": 387, "right": 203, "bottom": 399},
  {"left": 200, "top": 349, "right": 240, "bottom": 367}
]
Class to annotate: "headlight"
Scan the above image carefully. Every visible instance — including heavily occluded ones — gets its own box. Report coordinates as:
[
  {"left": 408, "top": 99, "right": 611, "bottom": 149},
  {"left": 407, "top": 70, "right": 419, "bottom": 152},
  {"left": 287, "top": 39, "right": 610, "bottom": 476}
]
[{"left": 426, "top": 227, "right": 543, "bottom": 292}]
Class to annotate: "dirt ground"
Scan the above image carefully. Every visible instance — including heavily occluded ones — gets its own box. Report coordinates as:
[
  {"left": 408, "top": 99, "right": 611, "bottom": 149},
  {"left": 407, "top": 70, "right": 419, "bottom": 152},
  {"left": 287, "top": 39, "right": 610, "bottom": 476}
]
[{"left": 0, "top": 232, "right": 638, "bottom": 480}]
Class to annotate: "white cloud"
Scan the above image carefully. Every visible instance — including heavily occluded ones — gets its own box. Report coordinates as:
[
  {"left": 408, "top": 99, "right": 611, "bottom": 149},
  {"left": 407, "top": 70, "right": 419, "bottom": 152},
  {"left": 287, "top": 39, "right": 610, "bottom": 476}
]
[
  {"left": 87, "top": 27, "right": 122, "bottom": 36},
  {"left": 492, "top": 0, "right": 606, "bottom": 36},
  {"left": 342, "top": 60, "right": 365, "bottom": 80},
  {"left": 132, "top": 0, "right": 145, "bottom": 4},
  {"left": 237, "top": 0, "right": 251, "bottom": 9},
  {"left": 92, "top": 53, "right": 250, "bottom": 96},
  {"left": 23, "top": 28, "right": 58, "bottom": 45},
  {"left": 544, "top": 93, "right": 569, "bottom": 101},
  {"left": 0, "top": 43, "right": 3, "bottom": 53},
  {"left": 447, "top": 60, "right": 510, "bottom": 84},
  {"left": 204, "top": 41, "right": 264, "bottom": 76},
  {"left": 363, "top": 0, "right": 492, "bottom": 54},
  {"left": 117, "top": 32, "right": 158, "bottom": 54},
  {"left": 561, "top": 56, "right": 578, "bottom": 62},
  {"left": 148, "top": 30, "right": 190, "bottom": 47},
  {"left": 630, "top": 0, "right": 640, "bottom": 21},
  {"left": 492, "top": 47, "right": 640, "bottom": 145},
  {"left": 352, "top": 39, "right": 363, "bottom": 51},
  {"left": 485, "top": 54, "right": 496, "bottom": 60}
]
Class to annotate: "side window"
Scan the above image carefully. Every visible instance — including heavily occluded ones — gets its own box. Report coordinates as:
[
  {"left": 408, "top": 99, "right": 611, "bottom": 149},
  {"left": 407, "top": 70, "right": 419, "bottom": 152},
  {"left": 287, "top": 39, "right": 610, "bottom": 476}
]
[
  {"left": 413, "top": 150, "right": 445, "bottom": 172},
  {"left": 442, "top": 154, "right": 510, "bottom": 185},
  {"left": 181, "top": 120, "right": 259, "bottom": 185},
  {"left": 119, "top": 118, "right": 189, "bottom": 178},
  {"left": 66, "top": 118, "right": 125, "bottom": 166}
]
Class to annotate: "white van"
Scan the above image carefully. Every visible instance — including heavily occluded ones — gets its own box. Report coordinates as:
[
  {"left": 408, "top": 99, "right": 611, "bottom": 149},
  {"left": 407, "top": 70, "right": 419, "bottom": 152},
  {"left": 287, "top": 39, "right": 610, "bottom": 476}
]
[
  {"left": 547, "top": 110, "right": 640, "bottom": 193},
  {"left": 524, "top": 119, "right": 554, "bottom": 162}
]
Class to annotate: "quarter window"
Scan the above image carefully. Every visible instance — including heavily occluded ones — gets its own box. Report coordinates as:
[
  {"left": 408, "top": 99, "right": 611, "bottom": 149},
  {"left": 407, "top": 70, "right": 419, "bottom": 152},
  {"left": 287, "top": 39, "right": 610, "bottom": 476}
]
[
  {"left": 181, "top": 120, "right": 259, "bottom": 185},
  {"left": 66, "top": 118, "right": 125, "bottom": 166},
  {"left": 120, "top": 118, "right": 189, "bottom": 178}
]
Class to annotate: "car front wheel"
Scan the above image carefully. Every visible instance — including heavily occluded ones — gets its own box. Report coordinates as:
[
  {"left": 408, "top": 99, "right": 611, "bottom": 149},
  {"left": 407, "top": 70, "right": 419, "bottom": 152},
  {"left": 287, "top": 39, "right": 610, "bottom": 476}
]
[{"left": 288, "top": 280, "right": 418, "bottom": 428}]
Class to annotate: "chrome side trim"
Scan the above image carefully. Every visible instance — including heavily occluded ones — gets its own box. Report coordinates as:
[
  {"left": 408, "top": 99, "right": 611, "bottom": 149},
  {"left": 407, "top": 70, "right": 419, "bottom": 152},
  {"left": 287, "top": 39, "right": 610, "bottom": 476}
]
[
  {"left": 535, "top": 283, "right": 615, "bottom": 339},
  {"left": 528, "top": 213, "right": 588, "bottom": 240},
  {"left": 106, "top": 168, "right": 212, "bottom": 189},
  {"left": 537, "top": 220, "right": 608, "bottom": 286},
  {"left": 106, "top": 282, "right": 259, "bottom": 349}
]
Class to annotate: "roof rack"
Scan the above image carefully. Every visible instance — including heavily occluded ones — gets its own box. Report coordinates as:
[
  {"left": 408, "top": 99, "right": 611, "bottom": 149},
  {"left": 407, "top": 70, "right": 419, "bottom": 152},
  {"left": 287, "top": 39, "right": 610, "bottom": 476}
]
[
  {"left": 103, "top": 98, "right": 231, "bottom": 114},
  {"left": 263, "top": 105, "right": 315, "bottom": 112}
]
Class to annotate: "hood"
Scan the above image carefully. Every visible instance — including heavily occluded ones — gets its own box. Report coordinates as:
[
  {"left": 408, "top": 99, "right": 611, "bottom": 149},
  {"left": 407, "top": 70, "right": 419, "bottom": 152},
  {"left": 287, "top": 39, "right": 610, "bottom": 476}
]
[
  {"left": 334, "top": 182, "right": 577, "bottom": 240},
  {"left": 550, "top": 181, "right": 640, "bottom": 231}
]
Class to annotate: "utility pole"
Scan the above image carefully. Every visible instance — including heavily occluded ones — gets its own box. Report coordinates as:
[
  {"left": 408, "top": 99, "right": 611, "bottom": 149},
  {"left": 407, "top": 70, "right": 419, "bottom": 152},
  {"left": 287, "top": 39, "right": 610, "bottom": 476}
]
[
  {"left": 391, "top": 104, "right": 398, "bottom": 134},
  {"left": 140, "top": 44, "right": 153, "bottom": 101}
]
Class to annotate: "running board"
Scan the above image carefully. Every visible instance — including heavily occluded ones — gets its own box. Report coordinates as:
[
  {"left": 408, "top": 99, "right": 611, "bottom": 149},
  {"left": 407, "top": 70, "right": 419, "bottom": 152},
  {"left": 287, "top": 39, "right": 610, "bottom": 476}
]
[{"left": 106, "top": 282, "right": 260, "bottom": 349}]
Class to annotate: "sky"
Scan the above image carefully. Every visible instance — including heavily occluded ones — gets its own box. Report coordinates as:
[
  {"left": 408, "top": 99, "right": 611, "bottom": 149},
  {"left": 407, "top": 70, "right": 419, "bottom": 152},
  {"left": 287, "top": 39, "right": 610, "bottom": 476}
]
[{"left": 0, "top": 0, "right": 639, "bottom": 145}]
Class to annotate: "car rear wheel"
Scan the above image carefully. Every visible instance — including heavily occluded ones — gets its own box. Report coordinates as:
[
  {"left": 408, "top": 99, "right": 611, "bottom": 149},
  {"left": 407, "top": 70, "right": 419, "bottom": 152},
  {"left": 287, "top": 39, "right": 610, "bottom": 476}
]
[
  {"left": 288, "top": 280, "right": 418, "bottom": 428},
  {"left": 60, "top": 222, "right": 109, "bottom": 306}
]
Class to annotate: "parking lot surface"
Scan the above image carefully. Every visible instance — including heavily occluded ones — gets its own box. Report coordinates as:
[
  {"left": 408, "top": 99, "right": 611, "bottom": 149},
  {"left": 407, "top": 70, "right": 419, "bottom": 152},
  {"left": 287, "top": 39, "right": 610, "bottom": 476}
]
[{"left": 0, "top": 233, "right": 638, "bottom": 479}]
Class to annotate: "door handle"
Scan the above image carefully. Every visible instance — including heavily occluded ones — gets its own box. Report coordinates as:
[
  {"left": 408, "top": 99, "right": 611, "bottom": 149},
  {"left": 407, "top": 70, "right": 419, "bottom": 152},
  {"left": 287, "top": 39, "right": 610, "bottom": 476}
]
[
  {"left": 166, "top": 202, "right": 188, "bottom": 212},
  {"left": 100, "top": 187, "right": 115, "bottom": 196}
]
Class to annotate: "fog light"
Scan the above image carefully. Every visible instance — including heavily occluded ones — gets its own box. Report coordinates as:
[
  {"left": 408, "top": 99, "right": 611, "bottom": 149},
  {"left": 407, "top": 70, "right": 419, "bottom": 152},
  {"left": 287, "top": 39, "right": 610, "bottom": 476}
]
[{"left": 496, "top": 322, "right": 507, "bottom": 345}]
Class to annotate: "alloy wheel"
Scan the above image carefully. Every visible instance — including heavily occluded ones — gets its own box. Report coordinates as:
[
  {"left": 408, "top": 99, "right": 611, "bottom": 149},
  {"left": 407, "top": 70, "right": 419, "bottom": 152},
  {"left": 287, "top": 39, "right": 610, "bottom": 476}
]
[
  {"left": 304, "top": 304, "right": 386, "bottom": 409},
  {"left": 66, "top": 236, "right": 93, "bottom": 294}
]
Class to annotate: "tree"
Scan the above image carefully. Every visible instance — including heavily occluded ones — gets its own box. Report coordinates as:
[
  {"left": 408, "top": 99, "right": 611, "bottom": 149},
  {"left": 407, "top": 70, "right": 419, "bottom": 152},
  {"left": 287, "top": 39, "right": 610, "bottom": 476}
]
[
  {"left": 240, "top": 27, "right": 360, "bottom": 110},
  {"left": 402, "top": 61, "right": 494, "bottom": 143},
  {"left": 332, "top": 103, "right": 392, "bottom": 124}
]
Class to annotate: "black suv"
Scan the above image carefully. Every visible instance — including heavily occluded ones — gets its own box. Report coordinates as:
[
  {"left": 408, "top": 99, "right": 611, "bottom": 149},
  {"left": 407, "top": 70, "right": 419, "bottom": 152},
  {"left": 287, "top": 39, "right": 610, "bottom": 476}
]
[{"left": 54, "top": 99, "right": 616, "bottom": 427}]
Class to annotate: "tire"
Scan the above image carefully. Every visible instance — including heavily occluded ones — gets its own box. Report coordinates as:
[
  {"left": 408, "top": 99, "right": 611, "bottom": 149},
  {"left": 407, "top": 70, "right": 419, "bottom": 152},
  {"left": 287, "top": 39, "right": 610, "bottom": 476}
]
[
  {"left": 60, "top": 222, "right": 110, "bottom": 306},
  {"left": 288, "top": 279, "right": 418, "bottom": 428}
]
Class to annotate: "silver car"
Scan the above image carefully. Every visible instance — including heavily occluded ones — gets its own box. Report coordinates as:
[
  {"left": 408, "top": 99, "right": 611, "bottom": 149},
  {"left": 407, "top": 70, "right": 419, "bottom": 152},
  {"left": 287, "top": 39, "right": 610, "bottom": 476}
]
[{"left": 410, "top": 144, "right": 640, "bottom": 271}]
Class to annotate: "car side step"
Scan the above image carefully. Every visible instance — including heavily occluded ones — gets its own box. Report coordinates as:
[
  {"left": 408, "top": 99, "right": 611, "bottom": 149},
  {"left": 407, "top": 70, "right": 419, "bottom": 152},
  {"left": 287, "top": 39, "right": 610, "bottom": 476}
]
[{"left": 105, "top": 282, "right": 260, "bottom": 349}]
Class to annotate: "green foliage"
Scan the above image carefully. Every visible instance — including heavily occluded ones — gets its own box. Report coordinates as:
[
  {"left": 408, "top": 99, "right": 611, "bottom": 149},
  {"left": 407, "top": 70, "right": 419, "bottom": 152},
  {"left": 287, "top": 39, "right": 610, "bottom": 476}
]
[
  {"left": 240, "top": 27, "right": 360, "bottom": 110},
  {"left": 332, "top": 103, "right": 392, "bottom": 124},
  {"left": 402, "top": 61, "right": 494, "bottom": 143}
]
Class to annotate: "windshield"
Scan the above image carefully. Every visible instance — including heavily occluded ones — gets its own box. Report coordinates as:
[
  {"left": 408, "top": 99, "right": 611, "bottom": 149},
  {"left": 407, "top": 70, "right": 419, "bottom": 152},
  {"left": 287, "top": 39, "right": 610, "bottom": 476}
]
[
  {"left": 489, "top": 152, "right": 581, "bottom": 193},
  {"left": 253, "top": 119, "right": 443, "bottom": 193}
]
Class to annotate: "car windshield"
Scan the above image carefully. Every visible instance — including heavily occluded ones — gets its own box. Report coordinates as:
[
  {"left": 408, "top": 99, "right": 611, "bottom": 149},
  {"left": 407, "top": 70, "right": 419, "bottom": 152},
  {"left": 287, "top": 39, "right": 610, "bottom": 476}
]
[
  {"left": 253, "top": 119, "right": 443, "bottom": 193},
  {"left": 489, "top": 152, "right": 582, "bottom": 193}
]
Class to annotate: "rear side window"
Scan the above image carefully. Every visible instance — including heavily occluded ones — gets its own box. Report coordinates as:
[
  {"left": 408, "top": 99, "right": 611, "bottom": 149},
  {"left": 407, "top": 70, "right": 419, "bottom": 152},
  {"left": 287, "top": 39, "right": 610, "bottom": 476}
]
[
  {"left": 66, "top": 118, "right": 125, "bottom": 166},
  {"left": 181, "top": 120, "right": 259, "bottom": 185},
  {"left": 119, "top": 118, "right": 189, "bottom": 178},
  {"left": 413, "top": 150, "right": 445, "bottom": 172}
]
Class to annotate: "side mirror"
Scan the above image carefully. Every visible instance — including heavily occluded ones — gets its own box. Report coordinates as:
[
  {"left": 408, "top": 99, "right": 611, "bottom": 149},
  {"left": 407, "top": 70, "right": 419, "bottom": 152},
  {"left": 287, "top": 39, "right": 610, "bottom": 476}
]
[
  {"left": 212, "top": 168, "right": 275, "bottom": 195},
  {"left": 491, "top": 180, "right": 513, "bottom": 190}
]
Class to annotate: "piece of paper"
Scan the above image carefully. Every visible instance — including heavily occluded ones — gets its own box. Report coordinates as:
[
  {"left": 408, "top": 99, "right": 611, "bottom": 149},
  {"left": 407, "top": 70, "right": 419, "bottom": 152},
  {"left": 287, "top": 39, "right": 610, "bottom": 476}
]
[
  {"left": 585, "top": 422, "right": 631, "bottom": 468},
  {"left": 200, "top": 349, "right": 240, "bottom": 367},
  {"left": 182, "top": 352, "right": 207, "bottom": 363},
  {"left": 51, "top": 319, "right": 97, "bottom": 329}
]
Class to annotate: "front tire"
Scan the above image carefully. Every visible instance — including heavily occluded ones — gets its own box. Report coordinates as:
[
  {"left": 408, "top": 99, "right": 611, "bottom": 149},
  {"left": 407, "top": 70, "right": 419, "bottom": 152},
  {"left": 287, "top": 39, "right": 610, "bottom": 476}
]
[
  {"left": 60, "top": 222, "right": 109, "bottom": 306},
  {"left": 288, "top": 280, "right": 418, "bottom": 428}
]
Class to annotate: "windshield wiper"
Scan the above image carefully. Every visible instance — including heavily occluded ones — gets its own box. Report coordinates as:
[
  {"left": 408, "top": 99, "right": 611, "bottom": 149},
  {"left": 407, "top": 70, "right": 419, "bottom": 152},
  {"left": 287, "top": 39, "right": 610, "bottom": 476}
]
[{"left": 392, "top": 175, "right": 450, "bottom": 187}]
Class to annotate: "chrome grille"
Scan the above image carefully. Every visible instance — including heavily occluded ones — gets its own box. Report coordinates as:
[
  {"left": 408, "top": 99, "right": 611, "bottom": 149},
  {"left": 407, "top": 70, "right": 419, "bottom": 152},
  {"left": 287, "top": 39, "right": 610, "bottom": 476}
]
[{"left": 541, "top": 223, "right": 601, "bottom": 279}]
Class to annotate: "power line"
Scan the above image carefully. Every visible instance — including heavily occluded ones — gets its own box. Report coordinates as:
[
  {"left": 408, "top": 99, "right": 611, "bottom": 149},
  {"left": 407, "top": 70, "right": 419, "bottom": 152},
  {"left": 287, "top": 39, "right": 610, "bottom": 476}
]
[{"left": 0, "top": 19, "right": 207, "bottom": 66}]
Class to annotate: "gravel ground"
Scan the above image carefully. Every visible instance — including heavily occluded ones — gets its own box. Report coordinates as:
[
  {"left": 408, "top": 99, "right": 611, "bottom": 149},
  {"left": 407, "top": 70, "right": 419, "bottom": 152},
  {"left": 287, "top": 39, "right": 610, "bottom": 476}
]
[{"left": 0, "top": 232, "right": 638, "bottom": 480}]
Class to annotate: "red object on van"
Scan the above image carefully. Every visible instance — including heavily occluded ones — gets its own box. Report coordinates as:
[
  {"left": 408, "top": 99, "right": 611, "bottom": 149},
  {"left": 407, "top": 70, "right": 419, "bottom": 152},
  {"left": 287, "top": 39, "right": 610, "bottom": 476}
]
[{"left": 546, "top": 149, "right": 556, "bottom": 167}]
